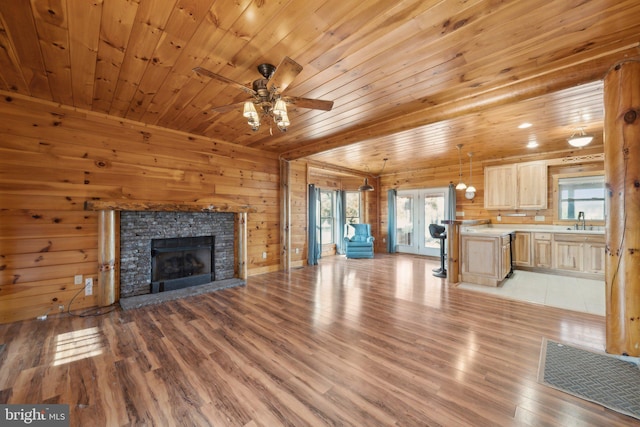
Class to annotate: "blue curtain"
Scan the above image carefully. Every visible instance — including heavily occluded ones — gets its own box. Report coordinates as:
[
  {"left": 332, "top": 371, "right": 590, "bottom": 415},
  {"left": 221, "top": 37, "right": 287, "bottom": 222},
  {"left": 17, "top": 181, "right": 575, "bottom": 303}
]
[
  {"left": 446, "top": 183, "right": 456, "bottom": 221},
  {"left": 308, "top": 184, "right": 321, "bottom": 265},
  {"left": 335, "top": 190, "right": 346, "bottom": 255},
  {"left": 387, "top": 189, "right": 397, "bottom": 253}
]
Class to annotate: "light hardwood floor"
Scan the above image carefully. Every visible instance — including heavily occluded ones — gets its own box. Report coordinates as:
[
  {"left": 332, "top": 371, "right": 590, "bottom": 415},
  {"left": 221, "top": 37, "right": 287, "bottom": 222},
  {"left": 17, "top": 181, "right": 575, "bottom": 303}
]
[{"left": 0, "top": 254, "right": 636, "bottom": 426}]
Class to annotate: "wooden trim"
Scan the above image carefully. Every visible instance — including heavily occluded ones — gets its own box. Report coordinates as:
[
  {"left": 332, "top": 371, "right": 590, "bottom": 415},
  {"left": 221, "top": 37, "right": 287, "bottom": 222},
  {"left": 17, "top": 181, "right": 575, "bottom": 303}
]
[
  {"left": 237, "top": 213, "right": 248, "bottom": 280},
  {"left": 85, "top": 200, "right": 257, "bottom": 213}
]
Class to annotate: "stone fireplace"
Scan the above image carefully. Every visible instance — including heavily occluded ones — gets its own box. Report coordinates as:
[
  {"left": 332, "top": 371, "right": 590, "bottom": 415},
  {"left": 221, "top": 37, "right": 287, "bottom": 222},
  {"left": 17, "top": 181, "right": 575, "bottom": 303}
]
[
  {"left": 88, "top": 200, "right": 251, "bottom": 307},
  {"left": 119, "top": 211, "right": 234, "bottom": 298}
]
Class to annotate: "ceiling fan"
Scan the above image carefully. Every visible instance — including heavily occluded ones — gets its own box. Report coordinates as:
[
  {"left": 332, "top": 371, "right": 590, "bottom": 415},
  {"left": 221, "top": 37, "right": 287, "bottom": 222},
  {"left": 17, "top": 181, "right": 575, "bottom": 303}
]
[{"left": 193, "top": 57, "right": 334, "bottom": 132}]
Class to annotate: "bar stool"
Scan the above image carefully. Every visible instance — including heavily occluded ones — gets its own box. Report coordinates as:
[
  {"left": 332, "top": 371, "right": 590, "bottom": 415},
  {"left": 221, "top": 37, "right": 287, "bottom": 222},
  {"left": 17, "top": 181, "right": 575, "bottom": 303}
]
[{"left": 429, "top": 224, "right": 447, "bottom": 278}]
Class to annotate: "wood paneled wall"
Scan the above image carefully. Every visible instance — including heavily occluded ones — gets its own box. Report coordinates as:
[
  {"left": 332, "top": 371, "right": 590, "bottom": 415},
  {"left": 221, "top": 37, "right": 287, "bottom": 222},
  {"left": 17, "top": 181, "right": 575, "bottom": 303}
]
[{"left": 0, "top": 93, "right": 280, "bottom": 323}]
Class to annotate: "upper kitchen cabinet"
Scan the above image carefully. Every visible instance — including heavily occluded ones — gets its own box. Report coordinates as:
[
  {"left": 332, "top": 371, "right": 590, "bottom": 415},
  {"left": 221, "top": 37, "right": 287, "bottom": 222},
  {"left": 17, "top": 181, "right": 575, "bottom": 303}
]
[
  {"left": 484, "top": 165, "right": 517, "bottom": 209},
  {"left": 484, "top": 161, "right": 547, "bottom": 210}
]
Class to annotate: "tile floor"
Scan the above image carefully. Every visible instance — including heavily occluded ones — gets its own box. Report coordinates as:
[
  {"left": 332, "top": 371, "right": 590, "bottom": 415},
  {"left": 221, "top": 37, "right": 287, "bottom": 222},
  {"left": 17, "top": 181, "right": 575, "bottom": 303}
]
[{"left": 457, "top": 270, "right": 605, "bottom": 316}]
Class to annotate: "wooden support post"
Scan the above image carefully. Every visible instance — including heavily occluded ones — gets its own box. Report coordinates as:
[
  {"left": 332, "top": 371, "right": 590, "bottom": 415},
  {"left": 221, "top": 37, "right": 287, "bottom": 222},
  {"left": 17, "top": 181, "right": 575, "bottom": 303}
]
[
  {"left": 281, "top": 159, "right": 291, "bottom": 271},
  {"left": 603, "top": 59, "right": 640, "bottom": 356},
  {"left": 236, "top": 212, "right": 248, "bottom": 280},
  {"left": 98, "top": 210, "right": 119, "bottom": 306},
  {"left": 443, "top": 221, "right": 461, "bottom": 285}
]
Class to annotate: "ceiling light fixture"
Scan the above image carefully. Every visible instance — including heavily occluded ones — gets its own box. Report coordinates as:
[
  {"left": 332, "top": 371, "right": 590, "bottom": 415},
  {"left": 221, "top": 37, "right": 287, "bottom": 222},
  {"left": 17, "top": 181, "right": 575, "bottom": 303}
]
[
  {"left": 358, "top": 158, "right": 388, "bottom": 192},
  {"left": 455, "top": 144, "right": 467, "bottom": 190},
  {"left": 518, "top": 122, "right": 532, "bottom": 129},
  {"left": 567, "top": 127, "right": 593, "bottom": 147},
  {"left": 358, "top": 178, "right": 374, "bottom": 192},
  {"left": 465, "top": 152, "right": 476, "bottom": 200}
]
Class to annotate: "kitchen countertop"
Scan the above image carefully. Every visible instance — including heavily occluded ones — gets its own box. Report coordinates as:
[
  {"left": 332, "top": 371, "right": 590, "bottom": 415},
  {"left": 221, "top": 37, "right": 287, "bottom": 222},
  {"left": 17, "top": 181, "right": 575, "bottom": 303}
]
[
  {"left": 461, "top": 224, "right": 604, "bottom": 235},
  {"left": 460, "top": 228, "right": 514, "bottom": 237}
]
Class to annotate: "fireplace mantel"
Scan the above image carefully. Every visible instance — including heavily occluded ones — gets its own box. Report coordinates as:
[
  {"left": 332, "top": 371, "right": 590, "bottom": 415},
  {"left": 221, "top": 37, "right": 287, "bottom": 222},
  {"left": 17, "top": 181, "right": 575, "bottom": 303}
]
[{"left": 85, "top": 200, "right": 257, "bottom": 213}]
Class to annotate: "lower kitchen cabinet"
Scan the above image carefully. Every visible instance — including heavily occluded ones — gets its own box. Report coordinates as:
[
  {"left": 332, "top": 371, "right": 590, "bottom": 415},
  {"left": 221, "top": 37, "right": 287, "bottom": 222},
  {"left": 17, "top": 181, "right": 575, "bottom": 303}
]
[
  {"left": 513, "top": 232, "right": 532, "bottom": 267},
  {"left": 552, "top": 233, "right": 605, "bottom": 275},
  {"left": 553, "top": 239, "right": 583, "bottom": 271},
  {"left": 583, "top": 241, "right": 606, "bottom": 274},
  {"left": 461, "top": 233, "right": 511, "bottom": 287},
  {"left": 533, "top": 233, "right": 552, "bottom": 268}
]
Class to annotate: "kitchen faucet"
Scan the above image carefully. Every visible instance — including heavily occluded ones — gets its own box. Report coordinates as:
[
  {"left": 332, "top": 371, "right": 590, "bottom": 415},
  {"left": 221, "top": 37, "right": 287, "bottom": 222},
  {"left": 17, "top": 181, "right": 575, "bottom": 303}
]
[{"left": 577, "top": 211, "right": 585, "bottom": 230}]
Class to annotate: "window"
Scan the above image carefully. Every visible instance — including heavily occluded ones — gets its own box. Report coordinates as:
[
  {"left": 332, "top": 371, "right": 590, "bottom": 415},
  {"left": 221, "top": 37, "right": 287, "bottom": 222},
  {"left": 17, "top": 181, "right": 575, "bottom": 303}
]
[
  {"left": 556, "top": 173, "right": 605, "bottom": 221},
  {"left": 345, "top": 191, "right": 361, "bottom": 224},
  {"left": 320, "top": 190, "right": 334, "bottom": 243}
]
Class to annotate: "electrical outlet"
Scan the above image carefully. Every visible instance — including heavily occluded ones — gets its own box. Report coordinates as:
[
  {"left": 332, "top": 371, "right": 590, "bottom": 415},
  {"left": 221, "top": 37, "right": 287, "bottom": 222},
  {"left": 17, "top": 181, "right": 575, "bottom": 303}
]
[
  {"left": 58, "top": 304, "right": 65, "bottom": 312},
  {"left": 295, "top": 248, "right": 299, "bottom": 254},
  {"left": 535, "top": 215, "right": 545, "bottom": 221},
  {"left": 262, "top": 252, "right": 267, "bottom": 259},
  {"left": 85, "top": 278, "right": 93, "bottom": 296},
  {"left": 456, "top": 211, "right": 465, "bottom": 217},
  {"left": 74, "top": 274, "right": 83, "bottom": 285},
  {"left": 497, "top": 215, "right": 502, "bottom": 222}
]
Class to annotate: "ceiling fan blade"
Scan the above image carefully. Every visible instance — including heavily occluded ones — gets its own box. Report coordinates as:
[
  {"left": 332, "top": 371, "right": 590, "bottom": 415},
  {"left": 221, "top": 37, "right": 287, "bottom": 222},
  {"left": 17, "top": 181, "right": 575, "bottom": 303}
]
[
  {"left": 267, "top": 57, "right": 302, "bottom": 93},
  {"left": 193, "top": 67, "right": 256, "bottom": 96},
  {"left": 210, "top": 101, "right": 246, "bottom": 113},
  {"left": 283, "top": 96, "right": 334, "bottom": 111}
]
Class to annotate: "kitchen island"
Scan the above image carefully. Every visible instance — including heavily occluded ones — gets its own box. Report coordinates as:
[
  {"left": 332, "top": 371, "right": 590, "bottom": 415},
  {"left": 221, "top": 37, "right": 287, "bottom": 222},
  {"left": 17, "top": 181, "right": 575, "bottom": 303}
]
[{"left": 460, "top": 228, "right": 514, "bottom": 287}]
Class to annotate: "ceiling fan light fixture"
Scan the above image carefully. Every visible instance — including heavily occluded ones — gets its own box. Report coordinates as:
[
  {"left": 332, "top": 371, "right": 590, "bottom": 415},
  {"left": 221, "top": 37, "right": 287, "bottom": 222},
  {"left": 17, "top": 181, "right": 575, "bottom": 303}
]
[
  {"left": 273, "top": 98, "right": 287, "bottom": 116},
  {"left": 243, "top": 101, "right": 258, "bottom": 119},
  {"left": 568, "top": 127, "right": 593, "bottom": 147}
]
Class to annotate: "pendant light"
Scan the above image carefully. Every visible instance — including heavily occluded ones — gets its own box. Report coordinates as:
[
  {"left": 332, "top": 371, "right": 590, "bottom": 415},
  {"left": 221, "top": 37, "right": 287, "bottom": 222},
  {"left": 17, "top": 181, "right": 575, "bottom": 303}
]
[
  {"left": 465, "top": 152, "right": 476, "bottom": 199},
  {"left": 455, "top": 144, "right": 467, "bottom": 190},
  {"left": 358, "top": 158, "right": 387, "bottom": 192},
  {"left": 358, "top": 178, "right": 374, "bottom": 192}
]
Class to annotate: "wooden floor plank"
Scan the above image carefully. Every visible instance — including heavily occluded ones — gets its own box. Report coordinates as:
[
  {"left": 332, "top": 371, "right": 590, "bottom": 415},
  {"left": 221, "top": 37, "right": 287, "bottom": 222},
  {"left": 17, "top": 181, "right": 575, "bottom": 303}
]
[{"left": 0, "top": 254, "right": 636, "bottom": 426}]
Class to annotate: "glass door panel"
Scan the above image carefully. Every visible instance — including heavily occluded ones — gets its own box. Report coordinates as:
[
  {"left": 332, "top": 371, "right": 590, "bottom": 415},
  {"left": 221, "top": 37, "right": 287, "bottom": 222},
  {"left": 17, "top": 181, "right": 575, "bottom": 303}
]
[
  {"left": 396, "top": 195, "right": 414, "bottom": 250},
  {"left": 423, "top": 192, "right": 445, "bottom": 256}
]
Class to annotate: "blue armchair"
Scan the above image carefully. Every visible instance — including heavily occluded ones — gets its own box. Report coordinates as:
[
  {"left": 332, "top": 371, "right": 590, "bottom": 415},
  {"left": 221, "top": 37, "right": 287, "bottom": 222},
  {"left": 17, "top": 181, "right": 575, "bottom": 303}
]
[{"left": 344, "top": 223, "right": 375, "bottom": 259}]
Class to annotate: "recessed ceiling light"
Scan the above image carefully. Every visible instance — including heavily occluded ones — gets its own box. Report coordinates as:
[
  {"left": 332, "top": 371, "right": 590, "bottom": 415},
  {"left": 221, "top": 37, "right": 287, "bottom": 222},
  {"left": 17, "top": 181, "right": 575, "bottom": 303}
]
[
  {"left": 518, "top": 122, "right": 532, "bottom": 129},
  {"left": 527, "top": 141, "right": 538, "bottom": 148}
]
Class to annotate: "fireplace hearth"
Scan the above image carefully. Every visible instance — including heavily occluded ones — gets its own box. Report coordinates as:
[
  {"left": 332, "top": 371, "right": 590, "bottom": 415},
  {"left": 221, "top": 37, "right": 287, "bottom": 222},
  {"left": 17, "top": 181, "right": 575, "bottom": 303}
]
[{"left": 151, "top": 236, "right": 214, "bottom": 293}]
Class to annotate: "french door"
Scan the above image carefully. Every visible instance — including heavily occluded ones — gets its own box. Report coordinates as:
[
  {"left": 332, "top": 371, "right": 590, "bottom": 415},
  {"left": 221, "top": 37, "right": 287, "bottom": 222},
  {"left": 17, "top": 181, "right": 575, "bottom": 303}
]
[{"left": 395, "top": 188, "right": 447, "bottom": 256}]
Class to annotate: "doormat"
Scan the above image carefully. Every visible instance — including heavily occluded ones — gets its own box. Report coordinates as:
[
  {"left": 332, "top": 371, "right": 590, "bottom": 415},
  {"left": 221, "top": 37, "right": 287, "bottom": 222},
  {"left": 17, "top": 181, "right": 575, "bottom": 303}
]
[{"left": 538, "top": 338, "right": 640, "bottom": 420}]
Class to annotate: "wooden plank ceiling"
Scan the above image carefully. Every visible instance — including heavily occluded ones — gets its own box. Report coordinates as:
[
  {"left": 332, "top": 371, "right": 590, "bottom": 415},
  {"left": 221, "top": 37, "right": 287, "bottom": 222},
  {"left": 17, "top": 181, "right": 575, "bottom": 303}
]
[{"left": 0, "top": 0, "right": 638, "bottom": 175}]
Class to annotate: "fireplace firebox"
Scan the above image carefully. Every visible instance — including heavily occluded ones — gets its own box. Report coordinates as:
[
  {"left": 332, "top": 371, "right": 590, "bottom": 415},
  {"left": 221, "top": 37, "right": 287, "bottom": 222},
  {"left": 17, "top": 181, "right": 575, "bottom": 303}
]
[{"left": 151, "top": 236, "right": 215, "bottom": 293}]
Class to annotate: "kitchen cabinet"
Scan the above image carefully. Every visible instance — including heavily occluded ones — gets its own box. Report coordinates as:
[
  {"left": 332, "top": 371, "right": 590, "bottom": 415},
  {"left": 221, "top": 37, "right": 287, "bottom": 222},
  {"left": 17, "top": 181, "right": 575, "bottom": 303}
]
[
  {"left": 461, "top": 233, "right": 511, "bottom": 287},
  {"left": 553, "top": 238, "right": 583, "bottom": 271},
  {"left": 533, "top": 232, "right": 552, "bottom": 268},
  {"left": 483, "top": 165, "right": 517, "bottom": 209},
  {"left": 553, "top": 233, "right": 605, "bottom": 274},
  {"left": 513, "top": 231, "right": 532, "bottom": 267},
  {"left": 517, "top": 161, "right": 548, "bottom": 209},
  {"left": 484, "top": 161, "right": 547, "bottom": 209},
  {"left": 500, "top": 236, "right": 512, "bottom": 279},
  {"left": 584, "top": 241, "right": 606, "bottom": 274}
]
